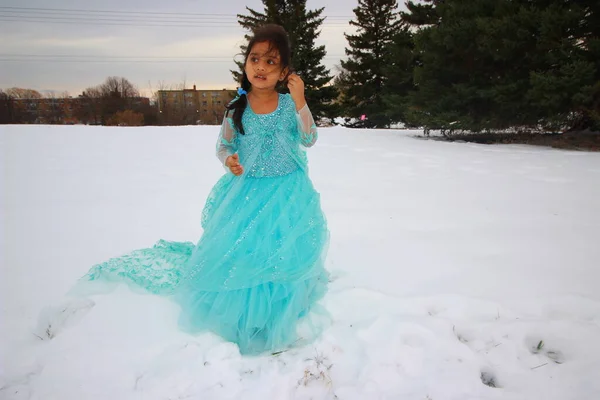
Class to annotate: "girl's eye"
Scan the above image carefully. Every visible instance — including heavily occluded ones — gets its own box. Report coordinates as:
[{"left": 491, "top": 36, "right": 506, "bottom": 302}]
[
  {"left": 251, "top": 57, "right": 259, "bottom": 63},
  {"left": 267, "top": 59, "right": 276, "bottom": 65}
]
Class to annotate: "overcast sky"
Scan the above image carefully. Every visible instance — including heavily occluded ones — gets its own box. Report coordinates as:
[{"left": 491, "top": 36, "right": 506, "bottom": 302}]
[{"left": 0, "top": 0, "right": 407, "bottom": 97}]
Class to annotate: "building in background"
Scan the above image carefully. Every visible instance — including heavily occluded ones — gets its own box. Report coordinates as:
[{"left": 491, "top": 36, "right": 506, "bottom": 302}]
[
  {"left": 157, "top": 86, "right": 235, "bottom": 125},
  {"left": 2, "top": 96, "right": 151, "bottom": 125}
]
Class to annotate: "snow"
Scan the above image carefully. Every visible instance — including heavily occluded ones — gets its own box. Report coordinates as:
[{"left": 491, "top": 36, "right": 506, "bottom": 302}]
[{"left": 2, "top": 124, "right": 600, "bottom": 400}]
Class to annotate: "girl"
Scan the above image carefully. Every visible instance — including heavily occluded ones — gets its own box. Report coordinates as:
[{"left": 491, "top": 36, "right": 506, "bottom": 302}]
[{"left": 80, "top": 24, "right": 329, "bottom": 355}]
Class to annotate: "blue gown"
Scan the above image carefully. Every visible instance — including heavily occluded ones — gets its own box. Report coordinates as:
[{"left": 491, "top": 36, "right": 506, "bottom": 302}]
[{"left": 79, "top": 94, "right": 330, "bottom": 355}]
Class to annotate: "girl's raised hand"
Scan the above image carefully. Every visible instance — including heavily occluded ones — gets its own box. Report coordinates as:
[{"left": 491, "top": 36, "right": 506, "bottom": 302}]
[
  {"left": 226, "top": 153, "right": 244, "bottom": 176},
  {"left": 287, "top": 73, "right": 307, "bottom": 111}
]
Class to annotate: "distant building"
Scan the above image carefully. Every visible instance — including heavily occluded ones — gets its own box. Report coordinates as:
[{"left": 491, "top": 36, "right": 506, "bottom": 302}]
[
  {"left": 10, "top": 97, "right": 80, "bottom": 124},
  {"left": 157, "top": 86, "right": 235, "bottom": 125},
  {"left": 9, "top": 96, "right": 151, "bottom": 125}
]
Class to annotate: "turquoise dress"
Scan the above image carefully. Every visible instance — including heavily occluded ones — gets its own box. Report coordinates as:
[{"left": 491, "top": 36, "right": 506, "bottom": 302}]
[{"left": 79, "top": 93, "right": 330, "bottom": 355}]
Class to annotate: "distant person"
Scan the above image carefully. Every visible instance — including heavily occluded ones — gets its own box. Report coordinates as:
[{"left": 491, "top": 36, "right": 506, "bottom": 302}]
[{"left": 76, "top": 24, "right": 329, "bottom": 355}]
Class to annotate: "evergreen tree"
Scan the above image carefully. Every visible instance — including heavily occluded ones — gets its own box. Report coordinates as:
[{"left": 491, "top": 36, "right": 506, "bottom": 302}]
[
  {"left": 340, "top": 0, "right": 400, "bottom": 128},
  {"left": 235, "top": 0, "right": 337, "bottom": 122},
  {"left": 528, "top": 0, "right": 600, "bottom": 132},
  {"left": 401, "top": 0, "right": 439, "bottom": 26},
  {"left": 381, "top": 24, "right": 415, "bottom": 127},
  {"left": 525, "top": 1, "right": 597, "bottom": 131},
  {"left": 403, "top": 0, "right": 600, "bottom": 133},
  {"left": 582, "top": 0, "right": 600, "bottom": 132},
  {"left": 402, "top": 0, "right": 515, "bottom": 133}
]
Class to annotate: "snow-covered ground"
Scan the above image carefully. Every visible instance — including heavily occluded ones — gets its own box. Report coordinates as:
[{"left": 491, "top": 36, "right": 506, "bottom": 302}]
[{"left": 2, "top": 125, "right": 600, "bottom": 400}]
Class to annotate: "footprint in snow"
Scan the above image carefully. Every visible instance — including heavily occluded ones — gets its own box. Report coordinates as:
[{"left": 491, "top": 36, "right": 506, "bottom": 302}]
[{"left": 32, "top": 297, "right": 95, "bottom": 340}]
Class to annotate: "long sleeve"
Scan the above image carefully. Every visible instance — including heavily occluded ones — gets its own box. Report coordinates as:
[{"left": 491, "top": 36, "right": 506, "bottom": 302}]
[
  {"left": 216, "top": 112, "right": 237, "bottom": 165},
  {"left": 295, "top": 104, "right": 318, "bottom": 148}
]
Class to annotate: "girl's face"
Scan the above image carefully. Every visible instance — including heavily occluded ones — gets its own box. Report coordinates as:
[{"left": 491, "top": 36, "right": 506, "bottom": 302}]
[{"left": 244, "top": 41, "right": 289, "bottom": 91}]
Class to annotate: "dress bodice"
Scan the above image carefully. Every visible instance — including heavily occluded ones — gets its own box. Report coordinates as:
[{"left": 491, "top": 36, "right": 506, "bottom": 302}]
[
  {"left": 237, "top": 94, "right": 300, "bottom": 178},
  {"left": 215, "top": 93, "right": 318, "bottom": 178}
]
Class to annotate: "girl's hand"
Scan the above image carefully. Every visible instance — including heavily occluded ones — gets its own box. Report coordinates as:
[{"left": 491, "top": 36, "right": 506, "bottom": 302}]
[
  {"left": 287, "top": 73, "right": 307, "bottom": 111},
  {"left": 225, "top": 154, "right": 244, "bottom": 176}
]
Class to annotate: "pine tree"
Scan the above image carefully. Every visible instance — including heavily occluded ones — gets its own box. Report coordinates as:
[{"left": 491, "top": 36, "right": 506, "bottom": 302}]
[
  {"left": 381, "top": 24, "right": 415, "bottom": 127},
  {"left": 235, "top": 0, "right": 337, "bottom": 122},
  {"left": 403, "top": 0, "right": 600, "bottom": 133},
  {"left": 401, "top": 0, "right": 439, "bottom": 26},
  {"left": 523, "top": 1, "right": 597, "bottom": 131},
  {"left": 339, "top": 0, "right": 400, "bottom": 128},
  {"left": 530, "top": 0, "right": 600, "bottom": 132},
  {"left": 580, "top": 0, "right": 600, "bottom": 132},
  {"left": 401, "top": 0, "right": 513, "bottom": 133}
]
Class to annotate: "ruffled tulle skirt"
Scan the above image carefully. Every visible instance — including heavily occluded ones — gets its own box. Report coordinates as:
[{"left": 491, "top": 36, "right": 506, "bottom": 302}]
[{"left": 78, "top": 169, "right": 329, "bottom": 355}]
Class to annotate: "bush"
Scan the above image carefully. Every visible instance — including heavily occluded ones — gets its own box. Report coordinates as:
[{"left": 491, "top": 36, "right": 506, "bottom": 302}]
[{"left": 106, "top": 109, "right": 144, "bottom": 126}]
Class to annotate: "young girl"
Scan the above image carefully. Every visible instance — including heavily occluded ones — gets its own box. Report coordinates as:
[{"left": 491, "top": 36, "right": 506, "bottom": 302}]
[{"left": 79, "top": 24, "right": 329, "bottom": 355}]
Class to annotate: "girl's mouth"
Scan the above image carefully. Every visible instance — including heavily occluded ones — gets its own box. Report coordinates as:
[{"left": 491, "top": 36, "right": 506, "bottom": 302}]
[{"left": 255, "top": 74, "right": 267, "bottom": 81}]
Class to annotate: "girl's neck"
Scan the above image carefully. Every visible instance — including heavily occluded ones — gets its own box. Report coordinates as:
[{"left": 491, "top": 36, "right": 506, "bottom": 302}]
[
  {"left": 249, "top": 88, "right": 278, "bottom": 101},
  {"left": 248, "top": 88, "right": 279, "bottom": 114}
]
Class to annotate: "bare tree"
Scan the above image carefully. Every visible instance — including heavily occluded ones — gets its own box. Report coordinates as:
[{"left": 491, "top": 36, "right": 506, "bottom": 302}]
[
  {"left": 77, "top": 76, "right": 141, "bottom": 124},
  {"left": 99, "top": 76, "right": 139, "bottom": 98},
  {"left": 77, "top": 86, "right": 103, "bottom": 125},
  {"left": 5, "top": 88, "right": 42, "bottom": 99},
  {"left": 41, "top": 91, "right": 71, "bottom": 124},
  {"left": 0, "top": 89, "right": 15, "bottom": 123},
  {"left": 4, "top": 87, "right": 42, "bottom": 123},
  {"left": 177, "top": 74, "right": 187, "bottom": 91}
]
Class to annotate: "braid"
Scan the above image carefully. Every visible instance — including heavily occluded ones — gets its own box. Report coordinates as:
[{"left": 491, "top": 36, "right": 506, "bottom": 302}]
[{"left": 227, "top": 73, "right": 251, "bottom": 135}]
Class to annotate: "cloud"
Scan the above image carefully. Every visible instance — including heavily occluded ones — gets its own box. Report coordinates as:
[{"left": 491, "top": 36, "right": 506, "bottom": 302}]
[
  {"left": 0, "top": 0, "right": 371, "bottom": 95},
  {"left": 29, "top": 37, "right": 118, "bottom": 49},
  {"left": 155, "top": 33, "right": 244, "bottom": 58}
]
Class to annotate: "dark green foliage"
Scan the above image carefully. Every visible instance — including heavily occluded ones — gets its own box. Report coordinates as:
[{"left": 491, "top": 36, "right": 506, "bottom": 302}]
[
  {"left": 382, "top": 25, "right": 416, "bottom": 127},
  {"left": 339, "top": 0, "right": 401, "bottom": 128},
  {"left": 402, "top": 0, "right": 600, "bottom": 133}
]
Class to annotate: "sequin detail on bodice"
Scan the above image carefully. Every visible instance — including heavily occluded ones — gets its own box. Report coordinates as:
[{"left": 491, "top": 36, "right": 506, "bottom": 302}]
[{"left": 237, "top": 94, "right": 300, "bottom": 178}]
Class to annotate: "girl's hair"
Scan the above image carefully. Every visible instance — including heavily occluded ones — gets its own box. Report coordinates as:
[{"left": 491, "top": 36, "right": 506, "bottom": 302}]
[{"left": 227, "top": 24, "right": 292, "bottom": 134}]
